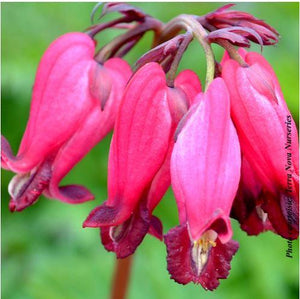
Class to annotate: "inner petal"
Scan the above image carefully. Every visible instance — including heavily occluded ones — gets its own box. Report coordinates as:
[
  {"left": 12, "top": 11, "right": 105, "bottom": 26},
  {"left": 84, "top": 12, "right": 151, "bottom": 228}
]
[
  {"left": 8, "top": 159, "right": 52, "bottom": 212},
  {"left": 191, "top": 230, "right": 217, "bottom": 275}
]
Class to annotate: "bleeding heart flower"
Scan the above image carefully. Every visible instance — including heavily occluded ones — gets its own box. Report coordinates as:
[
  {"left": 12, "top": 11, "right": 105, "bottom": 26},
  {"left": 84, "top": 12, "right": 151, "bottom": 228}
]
[
  {"left": 83, "top": 62, "right": 202, "bottom": 258},
  {"left": 165, "top": 78, "right": 241, "bottom": 290},
  {"left": 1, "top": 32, "right": 132, "bottom": 211},
  {"left": 222, "top": 48, "right": 299, "bottom": 240}
]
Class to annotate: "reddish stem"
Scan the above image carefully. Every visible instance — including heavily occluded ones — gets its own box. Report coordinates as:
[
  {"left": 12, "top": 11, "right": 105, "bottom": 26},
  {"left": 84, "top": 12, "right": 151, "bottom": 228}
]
[{"left": 110, "top": 255, "right": 133, "bottom": 299}]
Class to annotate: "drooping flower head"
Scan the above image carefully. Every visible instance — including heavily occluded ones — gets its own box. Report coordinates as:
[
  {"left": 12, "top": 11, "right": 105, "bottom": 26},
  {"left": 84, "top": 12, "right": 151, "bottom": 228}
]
[
  {"left": 2, "top": 32, "right": 132, "bottom": 211},
  {"left": 2, "top": 2, "right": 298, "bottom": 293}
]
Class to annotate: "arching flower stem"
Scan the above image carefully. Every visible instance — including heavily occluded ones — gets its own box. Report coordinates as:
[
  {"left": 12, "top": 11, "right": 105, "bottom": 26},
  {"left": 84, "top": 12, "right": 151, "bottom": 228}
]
[
  {"left": 95, "top": 17, "right": 163, "bottom": 63},
  {"left": 159, "top": 14, "right": 215, "bottom": 90},
  {"left": 166, "top": 31, "right": 193, "bottom": 87}
]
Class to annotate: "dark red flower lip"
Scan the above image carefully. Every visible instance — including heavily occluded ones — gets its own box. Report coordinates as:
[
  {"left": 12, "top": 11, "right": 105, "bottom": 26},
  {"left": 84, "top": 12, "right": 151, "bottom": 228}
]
[
  {"left": 164, "top": 224, "right": 239, "bottom": 290},
  {"left": 8, "top": 159, "right": 52, "bottom": 212}
]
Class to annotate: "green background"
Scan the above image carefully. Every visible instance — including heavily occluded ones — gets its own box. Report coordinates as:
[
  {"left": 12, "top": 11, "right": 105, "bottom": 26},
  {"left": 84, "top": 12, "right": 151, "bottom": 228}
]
[{"left": 1, "top": 2, "right": 299, "bottom": 299}]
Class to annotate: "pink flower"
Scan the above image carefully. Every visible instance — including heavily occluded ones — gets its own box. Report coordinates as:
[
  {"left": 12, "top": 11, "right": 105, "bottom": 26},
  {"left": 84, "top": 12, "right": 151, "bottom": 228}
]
[
  {"left": 165, "top": 78, "right": 240, "bottom": 290},
  {"left": 1, "top": 32, "right": 131, "bottom": 211},
  {"left": 83, "top": 62, "right": 201, "bottom": 258},
  {"left": 222, "top": 49, "right": 299, "bottom": 239}
]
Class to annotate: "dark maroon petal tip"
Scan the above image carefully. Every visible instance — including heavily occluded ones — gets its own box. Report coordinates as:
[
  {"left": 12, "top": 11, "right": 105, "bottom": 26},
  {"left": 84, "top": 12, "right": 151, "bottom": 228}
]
[
  {"left": 8, "top": 159, "right": 52, "bottom": 212},
  {"left": 262, "top": 192, "right": 299, "bottom": 240},
  {"left": 100, "top": 2, "right": 147, "bottom": 21},
  {"left": 9, "top": 201, "right": 16, "bottom": 212},
  {"left": 213, "top": 4, "right": 236, "bottom": 14},
  {"left": 164, "top": 224, "right": 239, "bottom": 290},
  {"left": 57, "top": 185, "right": 95, "bottom": 204},
  {"left": 83, "top": 202, "right": 120, "bottom": 228},
  {"left": 99, "top": 201, "right": 151, "bottom": 258},
  {"left": 199, "top": 239, "right": 239, "bottom": 290},
  {"left": 148, "top": 215, "right": 163, "bottom": 241},
  {"left": 231, "top": 190, "right": 275, "bottom": 236},
  {"left": 239, "top": 209, "right": 275, "bottom": 236}
]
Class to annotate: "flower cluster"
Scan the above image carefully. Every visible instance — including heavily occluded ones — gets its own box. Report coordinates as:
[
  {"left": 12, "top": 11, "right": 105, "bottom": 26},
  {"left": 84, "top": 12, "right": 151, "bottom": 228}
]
[{"left": 2, "top": 3, "right": 298, "bottom": 291}]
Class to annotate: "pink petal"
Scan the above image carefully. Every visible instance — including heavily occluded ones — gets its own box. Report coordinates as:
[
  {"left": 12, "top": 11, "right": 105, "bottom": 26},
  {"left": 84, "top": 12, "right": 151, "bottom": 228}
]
[
  {"left": 146, "top": 74, "right": 202, "bottom": 231},
  {"left": 84, "top": 64, "right": 200, "bottom": 255},
  {"left": 171, "top": 78, "right": 241, "bottom": 242},
  {"left": 5, "top": 33, "right": 96, "bottom": 173},
  {"left": 106, "top": 62, "right": 172, "bottom": 222},
  {"left": 174, "top": 70, "right": 202, "bottom": 106},
  {"left": 44, "top": 108, "right": 103, "bottom": 203},
  {"left": 222, "top": 58, "right": 298, "bottom": 193},
  {"left": 45, "top": 59, "right": 131, "bottom": 204},
  {"left": 245, "top": 52, "right": 299, "bottom": 173},
  {"left": 222, "top": 52, "right": 299, "bottom": 239},
  {"left": 147, "top": 78, "right": 199, "bottom": 213}
]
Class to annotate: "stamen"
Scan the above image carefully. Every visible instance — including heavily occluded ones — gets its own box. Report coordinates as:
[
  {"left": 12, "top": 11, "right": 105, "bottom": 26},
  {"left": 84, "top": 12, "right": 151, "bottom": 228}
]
[
  {"left": 109, "top": 224, "right": 124, "bottom": 242},
  {"left": 191, "top": 230, "right": 217, "bottom": 275},
  {"left": 8, "top": 172, "right": 32, "bottom": 199},
  {"left": 109, "top": 218, "right": 131, "bottom": 242},
  {"left": 256, "top": 206, "right": 268, "bottom": 223}
]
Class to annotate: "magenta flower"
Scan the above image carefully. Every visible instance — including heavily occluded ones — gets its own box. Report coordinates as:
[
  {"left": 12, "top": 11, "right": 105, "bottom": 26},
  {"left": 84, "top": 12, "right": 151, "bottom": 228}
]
[
  {"left": 83, "top": 62, "right": 202, "bottom": 258},
  {"left": 165, "top": 78, "right": 240, "bottom": 290},
  {"left": 1, "top": 32, "right": 131, "bottom": 211},
  {"left": 222, "top": 49, "right": 299, "bottom": 239}
]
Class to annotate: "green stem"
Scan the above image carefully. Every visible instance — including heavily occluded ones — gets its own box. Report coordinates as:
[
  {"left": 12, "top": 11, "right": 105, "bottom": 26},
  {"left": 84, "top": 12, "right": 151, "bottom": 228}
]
[
  {"left": 167, "top": 31, "right": 193, "bottom": 87},
  {"left": 159, "top": 15, "right": 215, "bottom": 90}
]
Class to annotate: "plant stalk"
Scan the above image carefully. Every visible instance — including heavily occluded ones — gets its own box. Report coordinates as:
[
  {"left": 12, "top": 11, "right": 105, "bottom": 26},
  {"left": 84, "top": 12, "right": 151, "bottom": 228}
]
[
  {"left": 110, "top": 255, "right": 133, "bottom": 299},
  {"left": 159, "top": 15, "right": 215, "bottom": 90}
]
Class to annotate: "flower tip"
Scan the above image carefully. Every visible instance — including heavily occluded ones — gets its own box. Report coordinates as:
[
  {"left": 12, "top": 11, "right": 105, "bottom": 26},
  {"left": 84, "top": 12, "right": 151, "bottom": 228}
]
[
  {"left": 82, "top": 214, "right": 102, "bottom": 228},
  {"left": 149, "top": 215, "right": 163, "bottom": 240},
  {"left": 82, "top": 220, "right": 89, "bottom": 228},
  {"left": 9, "top": 200, "right": 16, "bottom": 212},
  {"left": 56, "top": 185, "right": 95, "bottom": 204},
  {"left": 83, "top": 203, "right": 124, "bottom": 228}
]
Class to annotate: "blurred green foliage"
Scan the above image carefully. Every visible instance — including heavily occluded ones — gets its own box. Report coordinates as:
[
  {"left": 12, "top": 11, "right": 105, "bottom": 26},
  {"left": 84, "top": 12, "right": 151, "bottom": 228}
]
[{"left": 1, "top": 2, "right": 299, "bottom": 299}]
